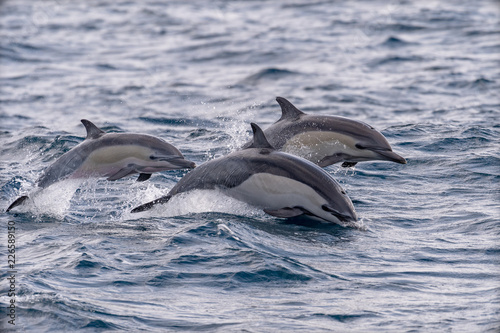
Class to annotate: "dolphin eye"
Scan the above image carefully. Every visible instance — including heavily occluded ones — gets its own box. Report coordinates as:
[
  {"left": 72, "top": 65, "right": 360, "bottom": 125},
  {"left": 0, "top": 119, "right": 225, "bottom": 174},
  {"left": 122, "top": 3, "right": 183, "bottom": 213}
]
[
  {"left": 355, "top": 144, "right": 366, "bottom": 150},
  {"left": 150, "top": 155, "right": 158, "bottom": 160},
  {"left": 341, "top": 190, "right": 346, "bottom": 195}
]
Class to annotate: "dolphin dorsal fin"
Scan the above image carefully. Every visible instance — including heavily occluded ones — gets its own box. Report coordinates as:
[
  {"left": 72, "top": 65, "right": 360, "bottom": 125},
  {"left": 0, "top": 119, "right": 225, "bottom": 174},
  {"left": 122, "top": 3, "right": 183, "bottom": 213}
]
[
  {"left": 248, "top": 123, "right": 274, "bottom": 149},
  {"left": 276, "top": 97, "right": 305, "bottom": 121},
  {"left": 81, "top": 119, "right": 105, "bottom": 140}
]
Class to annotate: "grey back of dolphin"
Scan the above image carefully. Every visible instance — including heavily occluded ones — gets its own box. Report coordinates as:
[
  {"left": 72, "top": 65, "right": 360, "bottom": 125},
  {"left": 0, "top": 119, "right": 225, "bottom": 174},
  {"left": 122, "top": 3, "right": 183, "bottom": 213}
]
[
  {"left": 132, "top": 123, "right": 357, "bottom": 225},
  {"left": 243, "top": 97, "right": 406, "bottom": 168}
]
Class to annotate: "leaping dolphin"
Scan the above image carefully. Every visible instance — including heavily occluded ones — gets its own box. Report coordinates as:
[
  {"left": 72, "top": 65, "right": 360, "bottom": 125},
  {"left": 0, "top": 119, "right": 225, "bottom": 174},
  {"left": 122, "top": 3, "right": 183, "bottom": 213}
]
[
  {"left": 6, "top": 119, "right": 195, "bottom": 212},
  {"left": 132, "top": 123, "right": 357, "bottom": 226},
  {"left": 243, "top": 97, "right": 407, "bottom": 168}
]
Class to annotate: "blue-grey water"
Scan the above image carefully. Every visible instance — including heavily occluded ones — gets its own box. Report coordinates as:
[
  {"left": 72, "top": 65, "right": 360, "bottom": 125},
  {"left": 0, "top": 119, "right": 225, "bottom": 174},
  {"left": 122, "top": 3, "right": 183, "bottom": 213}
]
[{"left": 1, "top": 1, "right": 499, "bottom": 332}]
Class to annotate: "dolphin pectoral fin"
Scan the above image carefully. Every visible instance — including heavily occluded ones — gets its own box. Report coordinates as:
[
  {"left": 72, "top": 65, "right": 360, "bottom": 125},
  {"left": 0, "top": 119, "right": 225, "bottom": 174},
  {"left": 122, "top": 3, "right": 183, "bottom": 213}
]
[
  {"left": 318, "top": 154, "right": 346, "bottom": 167},
  {"left": 107, "top": 166, "right": 137, "bottom": 181},
  {"left": 6, "top": 196, "right": 29, "bottom": 212},
  {"left": 264, "top": 207, "right": 304, "bottom": 218},
  {"left": 341, "top": 162, "right": 358, "bottom": 168},
  {"left": 131, "top": 195, "right": 172, "bottom": 213},
  {"left": 136, "top": 173, "right": 152, "bottom": 182}
]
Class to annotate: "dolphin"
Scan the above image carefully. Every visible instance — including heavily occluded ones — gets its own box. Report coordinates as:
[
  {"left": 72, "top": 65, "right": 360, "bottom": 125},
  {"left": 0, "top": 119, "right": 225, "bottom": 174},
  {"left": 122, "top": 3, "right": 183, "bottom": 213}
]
[
  {"left": 6, "top": 119, "right": 195, "bottom": 212},
  {"left": 131, "top": 123, "right": 357, "bottom": 226},
  {"left": 243, "top": 97, "right": 407, "bottom": 168}
]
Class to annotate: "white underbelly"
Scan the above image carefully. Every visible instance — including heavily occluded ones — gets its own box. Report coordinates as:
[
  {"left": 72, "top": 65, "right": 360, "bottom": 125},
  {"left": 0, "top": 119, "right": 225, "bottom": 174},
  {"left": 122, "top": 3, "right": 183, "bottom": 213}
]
[{"left": 224, "top": 173, "right": 327, "bottom": 211}]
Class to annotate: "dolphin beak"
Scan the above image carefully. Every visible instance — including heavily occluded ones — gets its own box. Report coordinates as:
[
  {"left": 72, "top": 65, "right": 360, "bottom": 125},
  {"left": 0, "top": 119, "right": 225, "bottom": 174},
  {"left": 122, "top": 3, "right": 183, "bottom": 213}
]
[
  {"left": 167, "top": 157, "right": 196, "bottom": 169},
  {"left": 374, "top": 150, "right": 407, "bottom": 164},
  {"left": 333, "top": 211, "right": 357, "bottom": 223},
  {"left": 183, "top": 160, "right": 196, "bottom": 169},
  {"left": 322, "top": 204, "right": 357, "bottom": 223}
]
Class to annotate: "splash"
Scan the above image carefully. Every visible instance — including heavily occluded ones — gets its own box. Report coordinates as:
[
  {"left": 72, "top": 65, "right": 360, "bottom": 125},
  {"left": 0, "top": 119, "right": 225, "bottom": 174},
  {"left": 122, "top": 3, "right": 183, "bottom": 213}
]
[
  {"left": 223, "top": 117, "right": 252, "bottom": 152},
  {"left": 342, "top": 216, "right": 368, "bottom": 231},
  {"left": 216, "top": 100, "right": 264, "bottom": 153},
  {"left": 125, "top": 188, "right": 267, "bottom": 220},
  {"left": 13, "top": 179, "right": 83, "bottom": 219}
]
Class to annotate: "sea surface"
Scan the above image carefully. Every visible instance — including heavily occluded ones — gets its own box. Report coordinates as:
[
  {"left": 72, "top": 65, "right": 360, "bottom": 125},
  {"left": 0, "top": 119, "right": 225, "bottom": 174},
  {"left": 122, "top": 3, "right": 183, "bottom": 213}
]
[{"left": 1, "top": 1, "right": 499, "bottom": 332}]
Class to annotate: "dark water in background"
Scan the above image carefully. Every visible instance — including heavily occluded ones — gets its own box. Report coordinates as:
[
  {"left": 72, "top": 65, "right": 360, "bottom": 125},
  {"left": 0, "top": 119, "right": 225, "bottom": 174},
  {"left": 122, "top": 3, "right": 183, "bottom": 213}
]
[{"left": 1, "top": 0, "right": 499, "bottom": 332}]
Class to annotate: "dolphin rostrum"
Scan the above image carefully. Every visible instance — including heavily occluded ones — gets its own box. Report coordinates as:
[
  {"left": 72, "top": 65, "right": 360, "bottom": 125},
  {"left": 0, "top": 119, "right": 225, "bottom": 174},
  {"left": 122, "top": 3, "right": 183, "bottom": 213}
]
[
  {"left": 6, "top": 119, "right": 195, "bottom": 212},
  {"left": 132, "top": 123, "right": 357, "bottom": 226},
  {"left": 243, "top": 97, "right": 407, "bottom": 168}
]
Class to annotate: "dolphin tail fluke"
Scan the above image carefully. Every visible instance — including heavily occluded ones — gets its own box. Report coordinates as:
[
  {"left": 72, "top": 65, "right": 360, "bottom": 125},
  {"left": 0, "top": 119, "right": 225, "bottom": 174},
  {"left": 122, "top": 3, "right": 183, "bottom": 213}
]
[
  {"left": 131, "top": 195, "right": 172, "bottom": 213},
  {"left": 6, "top": 195, "right": 29, "bottom": 212}
]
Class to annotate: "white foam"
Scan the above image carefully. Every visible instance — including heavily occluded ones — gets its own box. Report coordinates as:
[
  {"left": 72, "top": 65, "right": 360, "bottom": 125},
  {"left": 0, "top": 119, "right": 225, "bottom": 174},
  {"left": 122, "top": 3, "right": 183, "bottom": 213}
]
[
  {"left": 126, "top": 188, "right": 265, "bottom": 220},
  {"left": 16, "top": 179, "right": 83, "bottom": 219}
]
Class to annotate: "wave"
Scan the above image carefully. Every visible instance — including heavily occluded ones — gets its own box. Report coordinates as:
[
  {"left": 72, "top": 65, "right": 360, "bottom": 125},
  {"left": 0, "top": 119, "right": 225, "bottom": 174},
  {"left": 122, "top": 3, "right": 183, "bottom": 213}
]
[{"left": 239, "top": 68, "right": 301, "bottom": 85}]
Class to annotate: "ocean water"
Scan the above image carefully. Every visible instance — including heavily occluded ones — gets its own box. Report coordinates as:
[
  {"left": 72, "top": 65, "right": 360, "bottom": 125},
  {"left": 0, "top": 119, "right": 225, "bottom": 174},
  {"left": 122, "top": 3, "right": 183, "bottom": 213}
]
[{"left": 1, "top": 0, "right": 499, "bottom": 332}]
